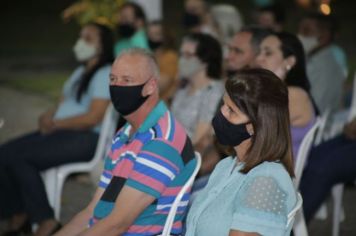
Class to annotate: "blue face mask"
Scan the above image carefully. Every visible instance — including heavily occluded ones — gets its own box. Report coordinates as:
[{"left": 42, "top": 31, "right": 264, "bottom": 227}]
[{"left": 212, "top": 110, "right": 251, "bottom": 147}]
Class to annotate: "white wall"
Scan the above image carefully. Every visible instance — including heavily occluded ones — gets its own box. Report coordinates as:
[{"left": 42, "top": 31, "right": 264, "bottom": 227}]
[{"left": 130, "top": 0, "right": 162, "bottom": 21}]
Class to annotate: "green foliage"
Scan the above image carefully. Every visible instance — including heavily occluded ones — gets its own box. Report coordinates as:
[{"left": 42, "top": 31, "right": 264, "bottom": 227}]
[{"left": 62, "top": 0, "right": 126, "bottom": 28}]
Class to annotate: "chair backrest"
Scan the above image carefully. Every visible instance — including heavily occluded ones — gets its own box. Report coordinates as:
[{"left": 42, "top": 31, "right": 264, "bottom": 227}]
[
  {"left": 314, "top": 109, "right": 330, "bottom": 146},
  {"left": 88, "top": 104, "right": 119, "bottom": 168},
  {"left": 160, "top": 151, "right": 202, "bottom": 236},
  {"left": 347, "top": 72, "right": 356, "bottom": 121},
  {"left": 287, "top": 193, "right": 303, "bottom": 228},
  {"left": 294, "top": 117, "right": 322, "bottom": 188}
]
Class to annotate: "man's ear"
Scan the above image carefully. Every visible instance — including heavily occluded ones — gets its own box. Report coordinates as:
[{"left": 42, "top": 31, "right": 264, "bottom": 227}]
[{"left": 142, "top": 79, "right": 157, "bottom": 96}]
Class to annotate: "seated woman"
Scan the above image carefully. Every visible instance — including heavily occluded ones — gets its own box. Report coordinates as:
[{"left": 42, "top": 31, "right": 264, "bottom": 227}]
[
  {"left": 147, "top": 20, "right": 178, "bottom": 103},
  {"left": 256, "top": 31, "right": 317, "bottom": 158},
  {"left": 185, "top": 68, "right": 297, "bottom": 236},
  {"left": 0, "top": 23, "right": 114, "bottom": 236},
  {"left": 300, "top": 118, "right": 356, "bottom": 222},
  {"left": 171, "top": 33, "right": 224, "bottom": 176}
]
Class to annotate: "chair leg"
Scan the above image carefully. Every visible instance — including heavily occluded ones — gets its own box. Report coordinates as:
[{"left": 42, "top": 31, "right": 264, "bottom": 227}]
[
  {"left": 54, "top": 171, "right": 67, "bottom": 220},
  {"left": 314, "top": 203, "right": 328, "bottom": 220},
  {"left": 332, "top": 184, "right": 344, "bottom": 236},
  {"left": 293, "top": 210, "right": 309, "bottom": 236},
  {"left": 42, "top": 168, "right": 58, "bottom": 211}
]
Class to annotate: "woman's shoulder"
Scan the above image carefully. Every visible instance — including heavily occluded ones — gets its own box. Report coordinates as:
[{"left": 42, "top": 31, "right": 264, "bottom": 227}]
[
  {"left": 246, "top": 161, "right": 295, "bottom": 190},
  {"left": 216, "top": 156, "right": 235, "bottom": 169},
  {"left": 95, "top": 64, "right": 112, "bottom": 74},
  {"left": 250, "top": 161, "right": 291, "bottom": 177},
  {"left": 287, "top": 86, "right": 309, "bottom": 100}
]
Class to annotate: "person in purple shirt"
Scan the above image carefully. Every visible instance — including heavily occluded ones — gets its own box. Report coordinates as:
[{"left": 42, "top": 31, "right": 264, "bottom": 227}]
[{"left": 255, "top": 31, "right": 318, "bottom": 159}]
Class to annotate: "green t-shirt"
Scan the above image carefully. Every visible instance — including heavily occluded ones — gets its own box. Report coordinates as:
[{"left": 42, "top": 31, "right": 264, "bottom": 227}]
[{"left": 114, "top": 29, "right": 149, "bottom": 56}]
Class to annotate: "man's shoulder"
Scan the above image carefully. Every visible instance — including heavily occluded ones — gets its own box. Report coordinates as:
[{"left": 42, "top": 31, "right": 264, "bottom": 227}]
[{"left": 146, "top": 110, "right": 195, "bottom": 165}]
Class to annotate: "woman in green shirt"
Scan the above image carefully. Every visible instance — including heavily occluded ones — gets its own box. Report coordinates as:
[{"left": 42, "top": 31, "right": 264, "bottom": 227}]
[{"left": 185, "top": 68, "right": 297, "bottom": 236}]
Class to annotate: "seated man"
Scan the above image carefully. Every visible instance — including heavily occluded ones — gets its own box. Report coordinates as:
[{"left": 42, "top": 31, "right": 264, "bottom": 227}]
[
  {"left": 298, "top": 13, "right": 344, "bottom": 114},
  {"left": 55, "top": 48, "right": 196, "bottom": 236}
]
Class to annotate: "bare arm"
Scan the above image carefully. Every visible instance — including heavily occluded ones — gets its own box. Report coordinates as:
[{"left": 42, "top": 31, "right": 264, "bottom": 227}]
[
  {"left": 229, "top": 230, "right": 259, "bottom": 236},
  {"left": 54, "top": 188, "right": 104, "bottom": 236},
  {"left": 78, "top": 186, "right": 156, "bottom": 236},
  {"left": 38, "top": 96, "right": 63, "bottom": 133},
  {"left": 288, "top": 87, "right": 314, "bottom": 127},
  {"left": 52, "top": 99, "right": 110, "bottom": 131}
]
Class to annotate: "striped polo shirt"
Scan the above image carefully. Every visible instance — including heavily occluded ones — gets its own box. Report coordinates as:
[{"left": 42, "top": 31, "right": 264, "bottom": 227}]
[{"left": 90, "top": 101, "right": 196, "bottom": 236}]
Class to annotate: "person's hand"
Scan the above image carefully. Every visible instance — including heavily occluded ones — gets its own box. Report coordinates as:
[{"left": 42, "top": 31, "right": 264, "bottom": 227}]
[
  {"left": 38, "top": 113, "right": 55, "bottom": 135},
  {"left": 343, "top": 118, "right": 356, "bottom": 140}
]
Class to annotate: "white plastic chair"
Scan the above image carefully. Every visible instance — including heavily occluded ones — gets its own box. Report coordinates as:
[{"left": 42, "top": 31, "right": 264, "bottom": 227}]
[
  {"left": 327, "top": 72, "right": 356, "bottom": 139},
  {"left": 42, "top": 104, "right": 118, "bottom": 219},
  {"left": 313, "top": 73, "right": 356, "bottom": 236},
  {"left": 314, "top": 109, "right": 331, "bottom": 146},
  {"left": 294, "top": 117, "right": 323, "bottom": 188},
  {"left": 292, "top": 117, "right": 324, "bottom": 236},
  {"left": 287, "top": 193, "right": 303, "bottom": 229},
  {"left": 159, "top": 151, "right": 202, "bottom": 236}
]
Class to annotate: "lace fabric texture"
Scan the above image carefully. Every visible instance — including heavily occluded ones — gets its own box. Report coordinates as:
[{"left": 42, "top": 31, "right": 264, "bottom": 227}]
[{"left": 243, "top": 176, "right": 288, "bottom": 216}]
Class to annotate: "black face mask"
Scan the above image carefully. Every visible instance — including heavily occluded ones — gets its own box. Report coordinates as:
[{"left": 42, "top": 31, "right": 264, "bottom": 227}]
[
  {"left": 212, "top": 110, "right": 251, "bottom": 146},
  {"left": 182, "top": 12, "right": 201, "bottom": 28},
  {"left": 110, "top": 82, "right": 149, "bottom": 116},
  {"left": 148, "top": 39, "right": 163, "bottom": 51},
  {"left": 117, "top": 23, "right": 136, "bottom": 38}
]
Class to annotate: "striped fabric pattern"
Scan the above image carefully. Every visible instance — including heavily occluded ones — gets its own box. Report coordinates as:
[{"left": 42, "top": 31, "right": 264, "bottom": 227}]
[{"left": 89, "top": 101, "right": 195, "bottom": 235}]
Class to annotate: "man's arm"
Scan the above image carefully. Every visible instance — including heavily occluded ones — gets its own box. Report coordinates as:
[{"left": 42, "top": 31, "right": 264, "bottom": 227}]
[
  {"left": 53, "top": 99, "right": 110, "bottom": 131},
  {"left": 54, "top": 188, "right": 104, "bottom": 236},
  {"left": 78, "top": 186, "right": 156, "bottom": 236}
]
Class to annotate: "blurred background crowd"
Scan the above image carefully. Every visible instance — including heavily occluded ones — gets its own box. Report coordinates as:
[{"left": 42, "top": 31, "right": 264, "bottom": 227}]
[{"left": 1, "top": 0, "right": 356, "bottom": 235}]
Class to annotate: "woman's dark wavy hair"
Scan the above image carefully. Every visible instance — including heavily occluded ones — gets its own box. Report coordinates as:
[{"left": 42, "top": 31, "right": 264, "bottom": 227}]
[
  {"left": 273, "top": 31, "right": 310, "bottom": 92},
  {"left": 271, "top": 31, "right": 319, "bottom": 113},
  {"left": 76, "top": 22, "right": 114, "bottom": 102},
  {"left": 184, "top": 33, "right": 223, "bottom": 79},
  {"left": 226, "top": 68, "right": 294, "bottom": 177}
]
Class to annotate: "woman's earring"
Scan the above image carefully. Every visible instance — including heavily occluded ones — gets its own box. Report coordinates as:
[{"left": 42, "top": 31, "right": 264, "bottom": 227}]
[{"left": 286, "top": 64, "right": 291, "bottom": 71}]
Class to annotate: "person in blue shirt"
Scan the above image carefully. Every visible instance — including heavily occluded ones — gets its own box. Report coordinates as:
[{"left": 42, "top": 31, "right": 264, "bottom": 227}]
[
  {"left": 185, "top": 68, "right": 297, "bottom": 236},
  {"left": 0, "top": 23, "right": 114, "bottom": 236},
  {"left": 114, "top": 2, "right": 149, "bottom": 56}
]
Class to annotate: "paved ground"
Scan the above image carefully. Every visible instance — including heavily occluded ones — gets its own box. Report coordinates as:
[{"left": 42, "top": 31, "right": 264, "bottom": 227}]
[{"left": 0, "top": 86, "right": 355, "bottom": 235}]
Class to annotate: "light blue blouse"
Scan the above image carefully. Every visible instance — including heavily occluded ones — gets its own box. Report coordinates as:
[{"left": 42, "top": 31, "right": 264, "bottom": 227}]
[
  {"left": 185, "top": 156, "right": 297, "bottom": 236},
  {"left": 54, "top": 65, "right": 111, "bottom": 133}
]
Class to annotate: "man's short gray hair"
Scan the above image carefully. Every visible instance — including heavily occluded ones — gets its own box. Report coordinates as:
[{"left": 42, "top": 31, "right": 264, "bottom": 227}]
[{"left": 116, "top": 48, "right": 160, "bottom": 79}]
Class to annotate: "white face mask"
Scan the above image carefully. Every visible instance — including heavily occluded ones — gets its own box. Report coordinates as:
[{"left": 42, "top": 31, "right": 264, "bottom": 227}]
[
  {"left": 178, "top": 57, "right": 204, "bottom": 79},
  {"left": 73, "top": 38, "right": 97, "bottom": 62},
  {"left": 298, "top": 34, "right": 318, "bottom": 55}
]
